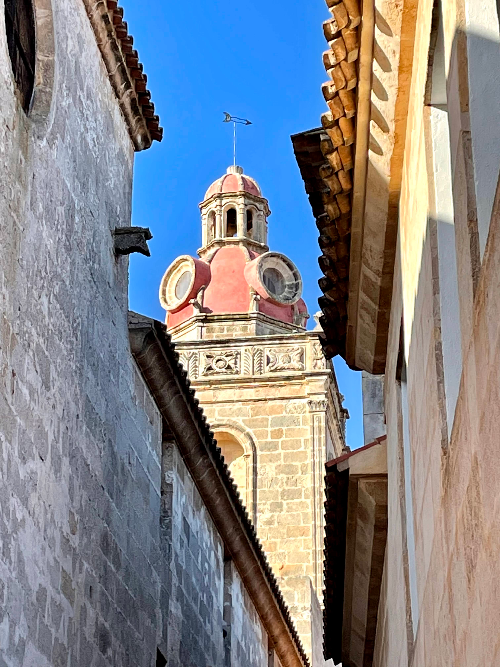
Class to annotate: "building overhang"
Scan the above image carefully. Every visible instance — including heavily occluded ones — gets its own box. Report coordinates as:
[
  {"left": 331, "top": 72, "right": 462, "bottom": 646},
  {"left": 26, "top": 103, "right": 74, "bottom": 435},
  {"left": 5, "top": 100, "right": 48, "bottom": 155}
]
[
  {"left": 83, "top": 0, "right": 162, "bottom": 150},
  {"left": 292, "top": 0, "right": 415, "bottom": 373},
  {"left": 128, "top": 312, "right": 309, "bottom": 667},
  {"left": 323, "top": 436, "right": 387, "bottom": 666}
]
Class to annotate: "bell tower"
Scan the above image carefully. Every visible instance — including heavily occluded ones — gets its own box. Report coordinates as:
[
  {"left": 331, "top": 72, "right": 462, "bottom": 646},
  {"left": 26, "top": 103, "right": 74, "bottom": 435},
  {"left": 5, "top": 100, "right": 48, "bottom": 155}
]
[{"left": 159, "top": 166, "right": 348, "bottom": 666}]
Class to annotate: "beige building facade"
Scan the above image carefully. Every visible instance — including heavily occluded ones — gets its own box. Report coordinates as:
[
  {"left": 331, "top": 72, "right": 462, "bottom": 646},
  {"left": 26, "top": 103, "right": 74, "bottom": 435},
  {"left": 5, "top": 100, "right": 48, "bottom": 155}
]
[
  {"left": 294, "top": 0, "right": 500, "bottom": 665},
  {"left": 160, "top": 169, "right": 347, "bottom": 665}
]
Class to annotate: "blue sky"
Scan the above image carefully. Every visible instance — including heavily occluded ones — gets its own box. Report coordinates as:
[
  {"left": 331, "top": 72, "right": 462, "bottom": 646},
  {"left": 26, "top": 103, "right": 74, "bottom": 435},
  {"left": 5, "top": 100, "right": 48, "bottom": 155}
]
[{"left": 125, "top": 0, "right": 363, "bottom": 449}]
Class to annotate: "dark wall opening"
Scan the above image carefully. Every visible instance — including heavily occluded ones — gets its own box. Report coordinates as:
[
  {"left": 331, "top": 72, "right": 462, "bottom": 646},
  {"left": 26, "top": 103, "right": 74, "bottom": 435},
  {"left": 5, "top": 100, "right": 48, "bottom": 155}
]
[
  {"left": 246, "top": 210, "right": 253, "bottom": 237},
  {"left": 226, "top": 208, "right": 237, "bottom": 237},
  {"left": 5, "top": 0, "right": 36, "bottom": 112}
]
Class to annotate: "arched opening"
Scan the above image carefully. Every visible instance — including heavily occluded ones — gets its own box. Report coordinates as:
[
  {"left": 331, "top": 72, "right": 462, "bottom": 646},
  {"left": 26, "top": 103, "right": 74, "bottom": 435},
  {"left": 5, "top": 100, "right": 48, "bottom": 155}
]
[
  {"left": 215, "top": 431, "right": 247, "bottom": 501},
  {"left": 246, "top": 209, "right": 254, "bottom": 239},
  {"left": 5, "top": 0, "right": 36, "bottom": 113},
  {"left": 225, "top": 208, "right": 237, "bottom": 237},
  {"left": 207, "top": 210, "right": 216, "bottom": 242}
]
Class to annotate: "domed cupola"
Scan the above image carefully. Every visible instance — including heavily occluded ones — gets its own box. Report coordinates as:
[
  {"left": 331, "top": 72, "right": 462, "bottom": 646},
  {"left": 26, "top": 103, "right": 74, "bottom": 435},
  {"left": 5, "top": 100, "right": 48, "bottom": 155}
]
[
  {"left": 160, "top": 165, "right": 309, "bottom": 338},
  {"left": 199, "top": 165, "right": 270, "bottom": 254}
]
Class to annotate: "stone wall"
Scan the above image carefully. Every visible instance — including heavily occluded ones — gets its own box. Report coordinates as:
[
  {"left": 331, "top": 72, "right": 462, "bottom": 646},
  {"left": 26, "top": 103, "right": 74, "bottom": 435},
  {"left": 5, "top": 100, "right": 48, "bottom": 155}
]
[
  {"left": 176, "top": 330, "right": 347, "bottom": 665},
  {"left": 0, "top": 0, "right": 161, "bottom": 663},
  {"left": 200, "top": 394, "right": 325, "bottom": 664},
  {"left": 224, "top": 560, "right": 268, "bottom": 667},
  {"left": 0, "top": 2, "right": 278, "bottom": 665},
  {"left": 362, "top": 373, "right": 386, "bottom": 445},
  {"left": 161, "top": 441, "right": 271, "bottom": 667}
]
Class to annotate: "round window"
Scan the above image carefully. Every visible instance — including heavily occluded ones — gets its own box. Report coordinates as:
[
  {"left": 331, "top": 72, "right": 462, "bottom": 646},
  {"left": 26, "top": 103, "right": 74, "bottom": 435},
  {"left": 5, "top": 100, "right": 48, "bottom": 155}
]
[
  {"left": 159, "top": 255, "right": 208, "bottom": 313},
  {"left": 253, "top": 252, "right": 302, "bottom": 305},
  {"left": 175, "top": 270, "right": 192, "bottom": 300},
  {"left": 263, "top": 267, "right": 286, "bottom": 299}
]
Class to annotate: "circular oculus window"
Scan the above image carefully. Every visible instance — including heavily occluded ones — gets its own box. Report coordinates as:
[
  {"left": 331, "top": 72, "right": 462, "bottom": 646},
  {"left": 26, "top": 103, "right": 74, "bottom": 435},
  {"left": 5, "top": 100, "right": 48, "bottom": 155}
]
[
  {"left": 159, "top": 256, "right": 196, "bottom": 312},
  {"left": 257, "top": 252, "right": 302, "bottom": 305}
]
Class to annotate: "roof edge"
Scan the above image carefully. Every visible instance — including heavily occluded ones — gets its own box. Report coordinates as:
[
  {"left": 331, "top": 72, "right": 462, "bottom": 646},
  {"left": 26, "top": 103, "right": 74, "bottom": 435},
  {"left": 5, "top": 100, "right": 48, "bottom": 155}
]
[
  {"left": 82, "top": 0, "right": 163, "bottom": 151},
  {"left": 128, "top": 312, "right": 309, "bottom": 667},
  {"left": 325, "top": 434, "right": 387, "bottom": 468}
]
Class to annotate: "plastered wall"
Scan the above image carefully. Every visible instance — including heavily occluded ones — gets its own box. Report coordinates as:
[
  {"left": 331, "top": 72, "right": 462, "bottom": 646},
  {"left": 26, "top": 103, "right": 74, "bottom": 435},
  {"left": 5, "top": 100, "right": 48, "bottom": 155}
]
[{"left": 373, "top": 0, "right": 500, "bottom": 664}]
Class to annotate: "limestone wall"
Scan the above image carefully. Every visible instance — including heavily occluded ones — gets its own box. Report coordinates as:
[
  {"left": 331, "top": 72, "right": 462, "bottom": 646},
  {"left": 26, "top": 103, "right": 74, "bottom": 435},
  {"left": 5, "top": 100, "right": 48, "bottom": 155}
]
[
  {"left": 0, "top": 2, "right": 275, "bottom": 665},
  {"left": 0, "top": 0, "right": 156, "bottom": 663},
  {"left": 162, "top": 442, "right": 270, "bottom": 667},
  {"left": 225, "top": 560, "right": 269, "bottom": 667},
  {"left": 175, "top": 330, "right": 347, "bottom": 665}
]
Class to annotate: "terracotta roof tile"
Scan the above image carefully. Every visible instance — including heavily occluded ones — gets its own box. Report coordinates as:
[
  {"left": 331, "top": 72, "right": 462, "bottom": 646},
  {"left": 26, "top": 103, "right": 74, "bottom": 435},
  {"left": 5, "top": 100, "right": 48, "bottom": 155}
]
[
  {"left": 292, "top": 0, "right": 361, "bottom": 361},
  {"left": 83, "top": 0, "right": 163, "bottom": 150}
]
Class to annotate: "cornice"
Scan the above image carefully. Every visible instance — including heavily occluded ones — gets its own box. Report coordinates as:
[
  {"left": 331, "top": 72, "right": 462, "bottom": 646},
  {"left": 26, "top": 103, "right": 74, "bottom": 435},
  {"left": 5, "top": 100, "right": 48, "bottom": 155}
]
[{"left": 168, "top": 311, "right": 305, "bottom": 341}]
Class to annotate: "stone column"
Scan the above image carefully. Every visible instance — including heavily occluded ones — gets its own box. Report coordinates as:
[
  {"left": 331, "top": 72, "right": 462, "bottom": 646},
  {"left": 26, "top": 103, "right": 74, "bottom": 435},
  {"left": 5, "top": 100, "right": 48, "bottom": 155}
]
[
  {"left": 201, "top": 213, "right": 207, "bottom": 246},
  {"left": 237, "top": 203, "right": 245, "bottom": 237},
  {"left": 308, "top": 398, "right": 328, "bottom": 600},
  {"left": 216, "top": 203, "right": 223, "bottom": 238}
]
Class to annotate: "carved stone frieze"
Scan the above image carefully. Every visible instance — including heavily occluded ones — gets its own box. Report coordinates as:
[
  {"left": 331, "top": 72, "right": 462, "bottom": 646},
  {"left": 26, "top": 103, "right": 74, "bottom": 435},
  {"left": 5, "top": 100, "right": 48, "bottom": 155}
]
[
  {"left": 308, "top": 399, "right": 328, "bottom": 412},
  {"left": 285, "top": 401, "right": 307, "bottom": 415},
  {"left": 244, "top": 347, "right": 264, "bottom": 375},
  {"left": 179, "top": 351, "right": 199, "bottom": 379},
  {"left": 202, "top": 350, "right": 240, "bottom": 375},
  {"left": 266, "top": 347, "right": 305, "bottom": 372},
  {"left": 312, "top": 342, "right": 327, "bottom": 370}
]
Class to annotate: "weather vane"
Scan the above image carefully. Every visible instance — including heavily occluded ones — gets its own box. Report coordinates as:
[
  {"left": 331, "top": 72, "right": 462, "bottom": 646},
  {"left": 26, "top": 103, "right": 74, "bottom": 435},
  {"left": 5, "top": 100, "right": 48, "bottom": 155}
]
[{"left": 223, "top": 112, "right": 252, "bottom": 167}]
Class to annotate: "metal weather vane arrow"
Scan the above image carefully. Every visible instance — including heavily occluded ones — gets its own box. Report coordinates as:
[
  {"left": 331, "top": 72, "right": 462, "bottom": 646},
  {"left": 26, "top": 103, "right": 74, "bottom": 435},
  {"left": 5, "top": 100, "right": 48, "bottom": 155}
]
[{"left": 223, "top": 112, "right": 253, "bottom": 166}]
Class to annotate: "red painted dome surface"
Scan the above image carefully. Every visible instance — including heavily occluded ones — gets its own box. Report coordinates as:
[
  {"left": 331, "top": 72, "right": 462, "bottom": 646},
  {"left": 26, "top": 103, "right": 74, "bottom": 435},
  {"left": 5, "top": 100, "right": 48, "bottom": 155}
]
[
  {"left": 165, "top": 246, "right": 307, "bottom": 330},
  {"left": 203, "top": 246, "right": 252, "bottom": 313},
  {"left": 204, "top": 166, "right": 261, "bottom": 200}
]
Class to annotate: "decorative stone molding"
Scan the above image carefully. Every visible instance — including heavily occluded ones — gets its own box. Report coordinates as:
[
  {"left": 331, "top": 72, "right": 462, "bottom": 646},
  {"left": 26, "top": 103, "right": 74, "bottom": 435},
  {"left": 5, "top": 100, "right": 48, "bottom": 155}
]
[
  {"left": 285, "top": 401, "right": 307, "bottom": 415},
  {"left": 267, "top": 347, "right": 305, "bottom": 372},
  {"left": 308, "top": 399, "right": 328, "bottom": 412},
  {"left": 243, "top": 347, "right": 264, "bottom": 375},
  {"left": 179, "top": 351, "right": 199, "bottom": 379},
  {"left": 312, "top": 342, "right": 327, "bottom": 370},
  {"left": 202, "top": 350, "right": 240, "bottom": 375},
  {"left": 250, "top": 288, "right": 261, "bottom": 313}
]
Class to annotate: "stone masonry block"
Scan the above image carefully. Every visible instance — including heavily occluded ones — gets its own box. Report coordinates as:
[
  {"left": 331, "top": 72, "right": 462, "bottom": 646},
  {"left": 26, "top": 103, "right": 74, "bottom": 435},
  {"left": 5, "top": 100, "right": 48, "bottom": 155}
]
[
  {"left": 282, "top": 451, "right": 309, "bottom": 464},
  {"left": 286, "top": 526, "right": 312, "bottom": 538},
  {"left": 270, "top": 416, "right": 302, "bottom": 428},
  {"left": 281, "top": 488, "right": 303, "bottom": 500},
  {"left": 275, "top": 464, "right": 300, "bottom": 476},
  {"left": 259, "top": 441, "right": 280, "bottom": 452},
  {"left": 281, "top": 439, "right": 304, "bottom": 451},
  {"left": 277, "top": 512, "right": 303, "bottom": 526}
]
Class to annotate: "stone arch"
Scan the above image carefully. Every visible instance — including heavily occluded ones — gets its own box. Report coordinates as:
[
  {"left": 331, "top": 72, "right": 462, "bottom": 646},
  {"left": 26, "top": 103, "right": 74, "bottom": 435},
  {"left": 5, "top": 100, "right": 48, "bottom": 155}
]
[
  {"left": 222, "top": 201, "right": 238, "bottom": 237},
  {"left": 212, "top": 421, "right": 257, "bottom": 524}
]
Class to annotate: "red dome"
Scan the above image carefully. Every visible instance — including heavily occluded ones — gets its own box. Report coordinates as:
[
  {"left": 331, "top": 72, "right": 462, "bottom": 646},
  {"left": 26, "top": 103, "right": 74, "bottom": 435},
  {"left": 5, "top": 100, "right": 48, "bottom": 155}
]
[
  {"left": 204, "top": 166, "right": 262, "bottom": 200},
  {"left": 165, "top": 246, "right": 307, "bottom": 331}
]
